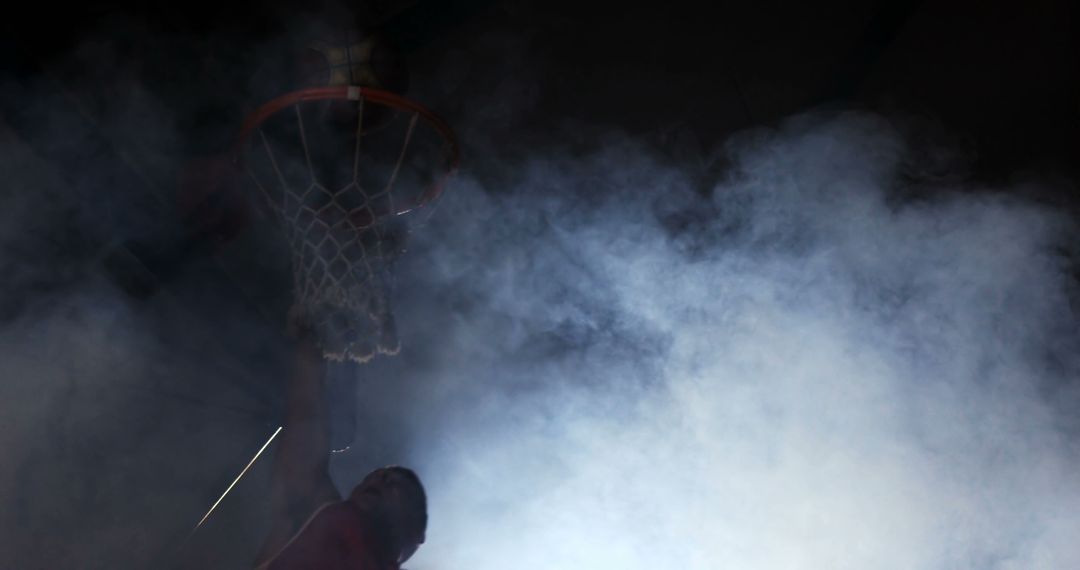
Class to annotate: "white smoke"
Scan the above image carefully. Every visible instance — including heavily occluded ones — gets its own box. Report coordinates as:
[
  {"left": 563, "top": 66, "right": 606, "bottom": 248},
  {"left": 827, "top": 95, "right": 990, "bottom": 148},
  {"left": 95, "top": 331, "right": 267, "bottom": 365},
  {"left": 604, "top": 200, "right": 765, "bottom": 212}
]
[{"left": 387, "top": 112, "right": 1080, "bottom": 569}]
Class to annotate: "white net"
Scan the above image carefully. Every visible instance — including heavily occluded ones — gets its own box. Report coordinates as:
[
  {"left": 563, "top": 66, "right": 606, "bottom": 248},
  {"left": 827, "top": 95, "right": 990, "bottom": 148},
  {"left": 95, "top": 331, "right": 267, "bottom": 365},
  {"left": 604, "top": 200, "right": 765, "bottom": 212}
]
[{"left": 241, "top": 91, "right": 449, "bottom": 362}]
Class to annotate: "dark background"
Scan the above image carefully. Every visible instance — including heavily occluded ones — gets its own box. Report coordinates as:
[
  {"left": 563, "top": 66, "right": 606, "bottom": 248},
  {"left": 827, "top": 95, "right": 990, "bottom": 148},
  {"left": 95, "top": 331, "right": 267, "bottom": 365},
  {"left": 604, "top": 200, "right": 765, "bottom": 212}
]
[
  {"left": 5, "top": 0, "right": 1078, "bottom": 183},
  {"left": 1, "top": 0, "right": 1077, "bottom": 567}
]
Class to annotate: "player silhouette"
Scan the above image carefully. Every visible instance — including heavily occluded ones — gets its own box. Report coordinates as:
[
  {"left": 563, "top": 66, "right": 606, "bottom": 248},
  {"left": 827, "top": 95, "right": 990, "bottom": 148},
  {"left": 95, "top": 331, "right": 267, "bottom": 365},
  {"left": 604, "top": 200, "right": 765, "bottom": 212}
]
[{"left": 254, "top": 320, "right": 426, "bottom": 569}]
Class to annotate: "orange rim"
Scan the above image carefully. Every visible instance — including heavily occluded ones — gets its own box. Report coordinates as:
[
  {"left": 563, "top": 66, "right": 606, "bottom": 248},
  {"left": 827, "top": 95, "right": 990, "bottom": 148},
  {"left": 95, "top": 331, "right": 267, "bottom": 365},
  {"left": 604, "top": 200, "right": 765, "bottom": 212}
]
[{"left": 234, "top": 86, "right": 460, "bottom": 216}]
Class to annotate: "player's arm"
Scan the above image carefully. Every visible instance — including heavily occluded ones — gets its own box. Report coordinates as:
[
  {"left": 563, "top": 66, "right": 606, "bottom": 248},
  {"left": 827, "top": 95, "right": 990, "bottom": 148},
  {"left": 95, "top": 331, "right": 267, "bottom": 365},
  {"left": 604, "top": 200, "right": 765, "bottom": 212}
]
[{"left": 254, "top": 328, "right": 341, "bottom": 566}]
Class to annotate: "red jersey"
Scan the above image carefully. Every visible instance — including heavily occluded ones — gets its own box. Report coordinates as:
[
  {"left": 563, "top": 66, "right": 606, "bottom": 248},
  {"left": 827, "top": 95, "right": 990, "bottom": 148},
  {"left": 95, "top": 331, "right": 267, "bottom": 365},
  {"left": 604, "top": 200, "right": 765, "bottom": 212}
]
[{"left": 264, "top": 502, "right": 397, "bottom": 570}]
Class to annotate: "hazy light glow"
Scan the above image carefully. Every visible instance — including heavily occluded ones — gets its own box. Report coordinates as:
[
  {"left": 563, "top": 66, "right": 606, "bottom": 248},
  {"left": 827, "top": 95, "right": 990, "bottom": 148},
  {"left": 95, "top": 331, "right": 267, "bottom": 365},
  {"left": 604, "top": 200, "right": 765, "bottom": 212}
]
[{"left": 391, "top": 114, "right": 1080, "bottom": 570}]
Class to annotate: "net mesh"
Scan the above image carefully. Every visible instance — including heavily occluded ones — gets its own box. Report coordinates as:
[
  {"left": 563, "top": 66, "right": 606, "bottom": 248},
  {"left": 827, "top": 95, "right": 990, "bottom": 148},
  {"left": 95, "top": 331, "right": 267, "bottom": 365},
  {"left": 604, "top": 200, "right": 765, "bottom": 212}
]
[{"left": 242, "top": 93, "right": 442, "bottom": 362}]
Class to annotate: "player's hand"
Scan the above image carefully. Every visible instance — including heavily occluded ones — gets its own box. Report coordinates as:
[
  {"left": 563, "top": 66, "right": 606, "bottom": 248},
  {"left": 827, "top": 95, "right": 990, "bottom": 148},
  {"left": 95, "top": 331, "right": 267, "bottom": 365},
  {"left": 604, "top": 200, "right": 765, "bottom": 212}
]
[
  {"left": 287, "top": 304, "right": 324, "bottom": 363},
  {"left": 286, "top": 304, "right": 315, "bottom": 339}
]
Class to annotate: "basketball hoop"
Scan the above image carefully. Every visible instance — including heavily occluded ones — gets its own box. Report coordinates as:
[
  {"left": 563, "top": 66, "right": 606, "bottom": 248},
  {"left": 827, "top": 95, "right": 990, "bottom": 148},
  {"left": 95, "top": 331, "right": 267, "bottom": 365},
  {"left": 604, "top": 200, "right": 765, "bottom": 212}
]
[{"left": 234, "top": 85, "right": 459, "bottom": 362}]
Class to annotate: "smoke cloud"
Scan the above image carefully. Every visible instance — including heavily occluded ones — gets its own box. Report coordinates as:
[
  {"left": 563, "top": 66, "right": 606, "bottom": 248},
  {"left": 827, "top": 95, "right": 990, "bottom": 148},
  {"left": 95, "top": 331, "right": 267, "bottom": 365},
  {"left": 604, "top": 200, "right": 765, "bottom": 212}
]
[{"left": 372, "top": 113, "right": 1080, "bottom": 569}]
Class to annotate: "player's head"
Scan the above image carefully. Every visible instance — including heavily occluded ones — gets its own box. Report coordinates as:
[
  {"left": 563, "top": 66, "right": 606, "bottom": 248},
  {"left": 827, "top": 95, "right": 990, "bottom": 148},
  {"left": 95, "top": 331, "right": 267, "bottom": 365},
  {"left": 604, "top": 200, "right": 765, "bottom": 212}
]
[{"left": 350, "top": 465, "right": 427, "bottom": 563}]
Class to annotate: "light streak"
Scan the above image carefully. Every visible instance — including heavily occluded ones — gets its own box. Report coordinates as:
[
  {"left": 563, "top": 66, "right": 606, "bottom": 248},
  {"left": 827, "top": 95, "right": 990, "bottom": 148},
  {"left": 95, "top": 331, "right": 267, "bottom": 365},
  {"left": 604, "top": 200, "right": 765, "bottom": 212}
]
[{"left": 192, "top": 426, "right": 283, "bottom": 532}]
